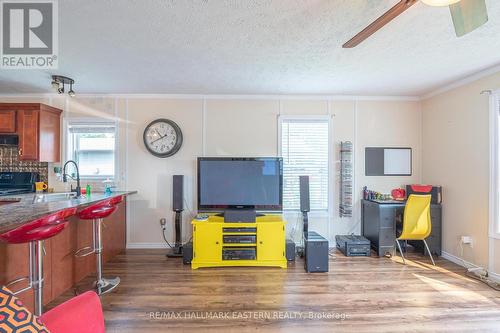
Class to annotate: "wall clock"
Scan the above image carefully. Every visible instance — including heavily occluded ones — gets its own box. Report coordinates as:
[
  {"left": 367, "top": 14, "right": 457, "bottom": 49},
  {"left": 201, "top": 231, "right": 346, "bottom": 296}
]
[{"left": 143, "top": 119, "right": 183, "bottom": 158}]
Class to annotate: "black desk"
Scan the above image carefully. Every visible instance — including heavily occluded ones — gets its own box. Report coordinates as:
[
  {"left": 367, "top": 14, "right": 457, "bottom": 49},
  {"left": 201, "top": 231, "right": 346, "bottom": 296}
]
[{"left": 361, "top": 199, "right": 442, "bottom": 257}]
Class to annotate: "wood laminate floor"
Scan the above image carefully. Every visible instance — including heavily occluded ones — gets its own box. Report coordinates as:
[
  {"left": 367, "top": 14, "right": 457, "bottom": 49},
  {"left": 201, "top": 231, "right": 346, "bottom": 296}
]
[{"left": 48, "top": 249, "right": 500, "bottom": 333}]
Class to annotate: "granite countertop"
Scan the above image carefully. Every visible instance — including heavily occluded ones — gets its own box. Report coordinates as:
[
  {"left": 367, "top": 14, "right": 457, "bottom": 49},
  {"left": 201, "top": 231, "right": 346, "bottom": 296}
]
[{"left": 0, "top": 191, "right": 137, "bottom": 234}]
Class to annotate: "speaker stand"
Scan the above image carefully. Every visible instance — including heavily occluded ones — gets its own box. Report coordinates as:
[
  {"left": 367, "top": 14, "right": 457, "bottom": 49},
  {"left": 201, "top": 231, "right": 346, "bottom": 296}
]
[
  {"left": 299, "top": 211, "right": 308, "bottom": 258},
  {"left": 167, "top": 210, "right": 183, "bottom": 258},
  {"left": 302, "top": 211, "right": 309, "bottom": 234}
]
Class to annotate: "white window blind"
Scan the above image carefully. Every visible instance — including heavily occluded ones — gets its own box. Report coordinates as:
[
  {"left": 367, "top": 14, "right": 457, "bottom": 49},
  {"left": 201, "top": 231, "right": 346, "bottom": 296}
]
[
  {"left": 67, "top": 123, "right": 116, "bottom": 178},
  {"left": 280, "top": 118, "right": 329, "bottom": 210}
]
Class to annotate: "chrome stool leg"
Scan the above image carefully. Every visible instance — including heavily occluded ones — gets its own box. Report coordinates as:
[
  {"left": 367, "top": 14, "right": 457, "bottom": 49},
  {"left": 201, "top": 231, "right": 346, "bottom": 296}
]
[
  {"left": 94, "top": 218, "right": 120, "bottom": 295},
  {"left": 31, "top": 240, "right": 44, "bottom": 316},
  {"left": 423, "top": 239, "right": 436, "bottom": 266},
  {"left": 395, "top": 239, "right": 406, "bottom": 265},
  {"left": 5, "top": 241, "right": 45, "bottom": 316}
]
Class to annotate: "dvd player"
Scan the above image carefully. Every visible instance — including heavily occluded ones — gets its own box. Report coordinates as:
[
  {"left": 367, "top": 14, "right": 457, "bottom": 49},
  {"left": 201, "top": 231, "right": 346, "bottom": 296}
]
[
  {"left": 222, "top": 247, "right": 256, "bottom": 260},
  {"left": 223, "top": 235, "right": 256, "bottom": 244}
]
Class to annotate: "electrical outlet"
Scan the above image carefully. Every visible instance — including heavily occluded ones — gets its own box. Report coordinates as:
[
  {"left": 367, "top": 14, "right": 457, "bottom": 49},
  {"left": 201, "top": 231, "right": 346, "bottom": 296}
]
[
  {"left": 160, "top": 218, "right": 166, "bottom": 227},
  {"left": 461, "top": 236, "right": 473, "bottom": 247}
]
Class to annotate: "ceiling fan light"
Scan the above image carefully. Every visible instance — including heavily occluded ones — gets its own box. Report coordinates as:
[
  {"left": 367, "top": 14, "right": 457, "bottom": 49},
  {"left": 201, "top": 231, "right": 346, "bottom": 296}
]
[{"left": 421, "top": 0, "right": 461, "bottom": 6}]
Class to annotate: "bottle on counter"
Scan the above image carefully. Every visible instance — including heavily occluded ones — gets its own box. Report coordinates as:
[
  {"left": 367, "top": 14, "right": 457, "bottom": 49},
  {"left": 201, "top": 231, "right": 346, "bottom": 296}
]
[
  {"left": 86, "top": 184, "right": 91, "bottom": 197},
  {"left": 103, "top": 178, "right": 114, "bottom": 195}
]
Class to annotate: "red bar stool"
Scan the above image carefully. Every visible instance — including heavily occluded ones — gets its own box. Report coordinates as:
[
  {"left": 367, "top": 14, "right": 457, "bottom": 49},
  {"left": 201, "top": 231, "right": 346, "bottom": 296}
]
[
  {"left": 75, "top": 196, "right": 123, "bottom": 295},
  {"left": 0, "top": 207, "right": 77, "bottom": 316}
]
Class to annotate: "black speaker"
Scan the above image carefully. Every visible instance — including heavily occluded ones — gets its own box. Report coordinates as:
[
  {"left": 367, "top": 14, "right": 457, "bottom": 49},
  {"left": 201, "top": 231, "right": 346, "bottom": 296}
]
[
  {"left": 286, "top": 239, "right": 296, "bottom": 261},
  {"left": 224, "top": 209, "right": 256, "bottom": 223},
  {"left": 173, "top": 175, "right": 184, "bottom": 212},
  {"left": 183, "top": 242, "right": 193, "bottom": 264},
  {"left": 299, "top": 176, "right": 310, "bottom": 213},
  {"left": 168, "top": 175, "right": 184, "bottom": 258}
]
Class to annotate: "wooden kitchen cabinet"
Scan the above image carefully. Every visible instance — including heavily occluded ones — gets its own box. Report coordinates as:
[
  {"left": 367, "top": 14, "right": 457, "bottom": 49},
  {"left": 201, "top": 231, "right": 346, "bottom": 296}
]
[
  {"left": 17, "top": 110, "right": 39, "bottom": 160},
  {"left": 0, "top": 103, "right": 62, "bottom": 162},
  {"left": 0, "top": 110, "right": 16, "bottom": 133},
  {"left": 0, "top": 202, "right": 127, "bottom": 313}
]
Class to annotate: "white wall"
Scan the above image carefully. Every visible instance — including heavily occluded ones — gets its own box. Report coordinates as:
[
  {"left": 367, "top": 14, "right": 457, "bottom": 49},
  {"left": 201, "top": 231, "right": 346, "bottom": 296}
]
[
  {"left": 422, "top": 71, "right": 500, "bottom": 275},
  {"left": 0, "top": 95, "right": 422, "bottom": 249},
  {"left": 125, "top": 98, "right": 203, "bottom": 246},
  {"left": 120, "top": 96, "right": 421, "bottom": 247}
]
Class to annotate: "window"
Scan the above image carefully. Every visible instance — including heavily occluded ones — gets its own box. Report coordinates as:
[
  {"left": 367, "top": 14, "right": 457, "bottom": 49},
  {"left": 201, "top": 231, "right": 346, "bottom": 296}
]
[
  {"left": 491, "top": 93, "right": 500, "bottom": 239},
  {"left": 280, "top": 117, "right": 330, "bottom": 210},
  {"left": 67, "top": 123, "right": 116, "bottom": 179}
]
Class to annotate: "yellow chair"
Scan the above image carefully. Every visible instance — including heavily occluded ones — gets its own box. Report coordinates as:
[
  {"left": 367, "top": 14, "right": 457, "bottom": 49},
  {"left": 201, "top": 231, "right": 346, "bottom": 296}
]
[{"left": 394, "top": 194, "right": 435, "bottom": 265}]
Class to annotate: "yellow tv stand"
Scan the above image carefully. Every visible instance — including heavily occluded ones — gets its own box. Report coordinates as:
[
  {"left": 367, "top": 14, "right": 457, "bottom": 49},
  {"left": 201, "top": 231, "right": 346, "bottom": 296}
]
[{"left": 191, "top": 214, "right": 287, "bottom": 269}]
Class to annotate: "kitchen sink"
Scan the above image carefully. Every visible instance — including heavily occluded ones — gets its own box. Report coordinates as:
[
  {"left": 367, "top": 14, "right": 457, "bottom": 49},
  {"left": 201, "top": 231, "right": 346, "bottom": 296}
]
[{"left": 32, "top": 192, "right": 78, "bottom": 203}]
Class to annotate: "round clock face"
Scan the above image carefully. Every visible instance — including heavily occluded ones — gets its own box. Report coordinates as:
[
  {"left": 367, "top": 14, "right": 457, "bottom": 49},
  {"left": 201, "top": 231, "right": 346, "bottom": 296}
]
[{"left": 143, "top": 119, "right": 183, "bottom": 158}]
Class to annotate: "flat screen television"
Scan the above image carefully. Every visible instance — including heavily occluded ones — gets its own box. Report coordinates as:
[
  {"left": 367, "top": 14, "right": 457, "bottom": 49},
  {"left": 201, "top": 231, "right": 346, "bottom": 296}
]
[{"left": 197, "top": 157, "right": 283, "bottom": 212}]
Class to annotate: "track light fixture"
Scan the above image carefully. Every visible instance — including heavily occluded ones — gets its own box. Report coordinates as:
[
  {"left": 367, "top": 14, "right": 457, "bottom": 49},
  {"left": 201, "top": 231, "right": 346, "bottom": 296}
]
[
  {"left": 68, "top": 82, "right": 75, "bottom": 97},
  {"left": 51, "top": 75, "right": 76, "bottom": 97}
]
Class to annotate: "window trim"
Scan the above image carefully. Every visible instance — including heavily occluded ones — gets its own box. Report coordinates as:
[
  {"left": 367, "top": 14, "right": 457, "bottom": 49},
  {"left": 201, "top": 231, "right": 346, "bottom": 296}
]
[
  {"left": 66, "top": 120, "right": 118, "bottom": 181},
  {"left": 489, "top": 92, "right": 500, "bottom": 240},
  {"left": 278, "top": 115, "right": 331, "bottom": 212}
]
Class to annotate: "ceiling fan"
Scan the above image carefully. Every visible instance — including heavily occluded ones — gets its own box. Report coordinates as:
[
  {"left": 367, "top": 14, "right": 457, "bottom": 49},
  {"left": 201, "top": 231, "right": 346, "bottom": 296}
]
[{"left": 343, "top": 0, "right": 488, "bottom": 48}]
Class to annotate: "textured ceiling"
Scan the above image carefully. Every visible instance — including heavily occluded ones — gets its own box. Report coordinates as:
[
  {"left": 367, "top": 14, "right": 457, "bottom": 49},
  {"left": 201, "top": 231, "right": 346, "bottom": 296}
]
[{"left": 0, "top": 0, "right": 500, "bottom": 96}]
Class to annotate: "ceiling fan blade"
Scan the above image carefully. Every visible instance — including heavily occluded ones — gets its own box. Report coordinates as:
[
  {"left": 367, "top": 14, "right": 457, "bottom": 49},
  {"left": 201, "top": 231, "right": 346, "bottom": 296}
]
[
  {"left": 342, "top": 0, "right": 418, "bottom": 48},
  {"left": 449, "top": 0, "right": 488, "bottom": 37}
]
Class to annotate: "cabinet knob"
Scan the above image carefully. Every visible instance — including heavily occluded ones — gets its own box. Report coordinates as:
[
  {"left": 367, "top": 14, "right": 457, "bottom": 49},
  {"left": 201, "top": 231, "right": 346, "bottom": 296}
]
[
  {"left": 18, "top": 148, "right": 22, "bottom": 156},
  {"left": 215, "top": 241, "right": 219, "bottom": 245},
  {"left": 259, "top": 241, "right": 263, "bottom": 244}
]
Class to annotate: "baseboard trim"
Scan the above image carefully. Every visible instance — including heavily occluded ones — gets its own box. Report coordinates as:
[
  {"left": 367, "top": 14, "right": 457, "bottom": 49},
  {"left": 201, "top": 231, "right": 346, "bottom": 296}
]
[
  {"left": 490, "top": 271, "right": 500, "bottom": 282},
  {"left": 441, "top": 251, "right": 500, "bottom": 283},
  {"left": 441, "top": 251, "right": 477, "bottom": 268},
  {"left": 126, "top": 242, "right": 168, "bottom": 249}
]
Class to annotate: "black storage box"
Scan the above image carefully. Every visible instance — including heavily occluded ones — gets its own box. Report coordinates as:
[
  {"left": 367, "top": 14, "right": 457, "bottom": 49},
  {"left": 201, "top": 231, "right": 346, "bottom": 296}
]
[
  {"left": 406, "top": 185, "right": 442, "bottom": 204},
  {"left": 335, "top": 235, "right": 371, "bottom": 257},
  {"left": 304, "top": 231, "right": 329, "bottom": 273}
]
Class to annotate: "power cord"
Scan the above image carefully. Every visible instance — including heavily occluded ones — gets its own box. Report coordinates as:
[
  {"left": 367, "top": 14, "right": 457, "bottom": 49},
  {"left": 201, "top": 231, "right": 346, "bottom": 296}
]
[
  {"left": 160, "top": 218, "right": 174, "bottom": 249},
  {"left": 182, "top": 197, "right": 195, "bottom": 244},
  {"left": 465, "top": 269, "right": 500, "bottom": 291},
  {"left": 161, "top": 228, "right": 174, "bottom": 249},
  {"left": 288, "top": 211, "right": 301, "bottom": 243},
  {"left": 456, "top": 239, "right": 500, "bottom": 291},
  {"left": 160, "top": 197, "right": 195, "bottom": 247}
]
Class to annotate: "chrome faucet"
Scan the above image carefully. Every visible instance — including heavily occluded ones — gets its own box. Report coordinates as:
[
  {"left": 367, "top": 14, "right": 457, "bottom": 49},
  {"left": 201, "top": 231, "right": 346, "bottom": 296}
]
[{"left": 62, "top": 160, "right": 81, "bottom": 197}]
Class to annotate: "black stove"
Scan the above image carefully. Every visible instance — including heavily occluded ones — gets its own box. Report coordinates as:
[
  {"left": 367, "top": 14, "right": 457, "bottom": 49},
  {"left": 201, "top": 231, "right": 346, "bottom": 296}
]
[{"left": 0, "top": 172, "right": 40, "bottom": 196}]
